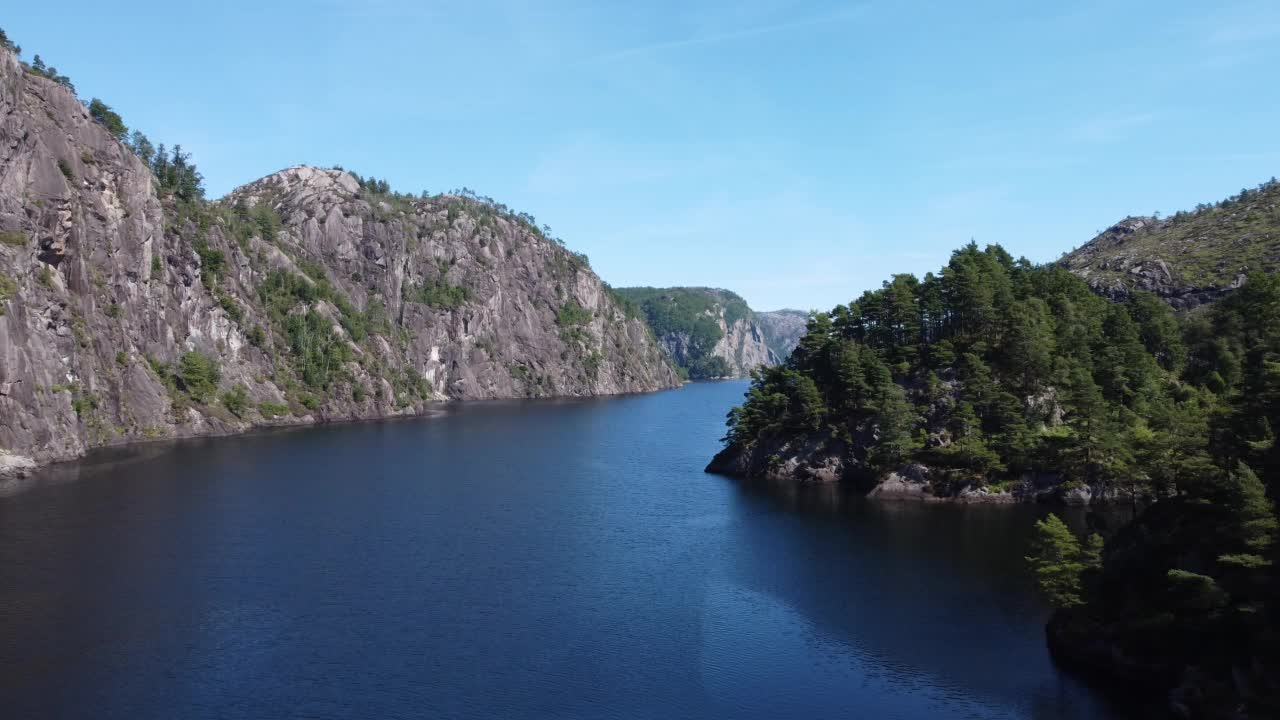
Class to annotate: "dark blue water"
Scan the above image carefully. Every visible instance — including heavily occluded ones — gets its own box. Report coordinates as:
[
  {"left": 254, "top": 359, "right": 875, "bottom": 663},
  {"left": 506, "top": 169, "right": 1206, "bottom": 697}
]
[{"left": 0, "top": 381, "right": 1124, "bottom": 719}]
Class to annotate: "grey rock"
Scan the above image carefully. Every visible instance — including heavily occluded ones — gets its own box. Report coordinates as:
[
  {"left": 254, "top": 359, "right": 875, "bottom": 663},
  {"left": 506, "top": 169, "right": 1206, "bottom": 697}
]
[
  {"left": 754, "top": 309, "right": 808, "bottom": 358},
  {"left": 0, "top": 49, "right": 679, "bottom": 469}
]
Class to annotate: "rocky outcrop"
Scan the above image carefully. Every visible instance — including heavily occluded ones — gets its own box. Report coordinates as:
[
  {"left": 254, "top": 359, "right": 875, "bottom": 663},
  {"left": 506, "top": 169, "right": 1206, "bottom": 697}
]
[
  {"left": 1060, "top": 178, "right": 1280, "bottom": 310},
  {"left": 713, "top": 313, "right": 776, "bottom": 374},
  {"left": 755, "top": 309, "right": 807, "bottom": 359},
  {"left": 707, "top": 437, "right": 1117, "bottom": 504},
  {"left": 706, "top": 430, "right": 857, "bottom": 484},
  {"left": 0, "top": 48, "right": 679, "bottom": 469}
]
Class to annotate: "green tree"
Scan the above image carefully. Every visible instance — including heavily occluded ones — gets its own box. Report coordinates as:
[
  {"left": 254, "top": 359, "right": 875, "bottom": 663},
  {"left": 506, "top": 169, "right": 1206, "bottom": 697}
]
[
  {"left": 222, "top": 384, "right": 249, "bottom": 418},
  {"left": 129, "top": 131, "right": 155, "bottom": 167},
  {"left": 1127, "top": 291, "right": 1186, "bottom": 372},
  {"left": 998, "top": 297, "right": 1054, "bottom": 391},
  {"left": 1025, "top": 513, "right": 1102, "bottom": 609},
  {"left": 1214, "top": 462, "right": 1278, "bottom": 570},
  {"left": 87, "top": 98, "right": 127, "bottom": 140},
  {"left": 177, "top": 351, "right": 221, "bottom": 403}
]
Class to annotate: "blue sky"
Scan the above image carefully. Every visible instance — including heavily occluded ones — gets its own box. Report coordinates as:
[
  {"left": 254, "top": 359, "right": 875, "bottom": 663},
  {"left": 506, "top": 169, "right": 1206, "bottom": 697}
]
[{"left": 5, "top": 1, "right": 1279, "bottom": 311}]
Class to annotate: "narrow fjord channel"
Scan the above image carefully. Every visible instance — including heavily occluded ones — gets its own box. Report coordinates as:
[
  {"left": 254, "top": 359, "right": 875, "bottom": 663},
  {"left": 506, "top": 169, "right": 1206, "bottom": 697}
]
[{"left": 0, "top": 381, "right": 1126, "bottom": 719}]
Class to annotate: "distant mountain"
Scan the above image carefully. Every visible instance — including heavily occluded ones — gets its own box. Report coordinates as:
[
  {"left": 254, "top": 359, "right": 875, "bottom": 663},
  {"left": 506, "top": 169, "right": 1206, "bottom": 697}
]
[
  {"left": 1060, "top": 178, "right": 1280, "bottom": 309},
  {"left": 611, "top": 287, "right": 779, "bottom": 379},
  {"left": 755, "top": 309, "right": 808, "bottom": 359}
]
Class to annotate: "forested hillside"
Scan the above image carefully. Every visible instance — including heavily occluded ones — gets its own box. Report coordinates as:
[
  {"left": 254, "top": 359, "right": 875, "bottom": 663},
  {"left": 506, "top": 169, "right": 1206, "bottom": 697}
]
[
  {"left": 1032, "top": 278, "right": 1280, "bottom": 718},
  {"left": 709, "top": 240, "right": 1280, "bottom": 715},
  {"left": 613, "top": 286, "right": 778, "bottom": 378},
  {"left": 710, "top": 242, "right": 1209, "bottom": 500}
]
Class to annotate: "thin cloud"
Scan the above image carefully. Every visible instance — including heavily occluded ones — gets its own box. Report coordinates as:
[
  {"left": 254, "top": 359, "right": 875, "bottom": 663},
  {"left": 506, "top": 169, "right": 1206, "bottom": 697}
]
[{"left": 586, "top": 5, "right": 867, "bottom": 65}]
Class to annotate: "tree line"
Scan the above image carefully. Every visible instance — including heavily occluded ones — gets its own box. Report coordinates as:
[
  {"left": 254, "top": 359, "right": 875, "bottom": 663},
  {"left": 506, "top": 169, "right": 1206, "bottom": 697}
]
[{"left": 721, "top": 240, "right": 1278, "bottom": 713}]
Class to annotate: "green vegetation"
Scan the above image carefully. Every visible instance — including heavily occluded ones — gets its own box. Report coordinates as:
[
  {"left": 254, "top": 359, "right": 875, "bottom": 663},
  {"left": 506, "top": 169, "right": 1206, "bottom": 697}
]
[
  {"left": 147, "top": 351, "right": 222, "bottom": 413},
  {"left": 1025, "top": 514, "right": 1102, "bottom": 609},
  {"left": 614, "top": 287, "right": 752, "bottom": 379},
  {"left": 255, "top": 269, "right": 389, "bottom": 390},
  {"left": 603, "top": 283, "right": 640, "bottom": 320},
  {"left": 0, "top": 230, "right": 25, "bottom": 247},
  {"left": 1061, "top": 177, "right": 1280, "bottom": 293},
  {"left": 70, "top": 387, "right": 98, "bottom": 417},
  {"left": 217, "top": 293, "right": 243, "bottom": 323},
  {"left": 26, "top": 54, "right": 74, "bottom": 90},
  {"left": 410, "top": 278, "right": 471, "bottom": 309},
  {"left": 723, "top": 240, "right": 1280, "bottom": 713},
  {"left": 0, "top": 273, "right": 16, "bottom": 314},
  {"left": 88, "top": 98, "right": 127, "bottom": 140},
  {"left": 258, "top": 401, "right": 290, "bottom": 419},
  {"left": 687, "top": 355, "right": 731, "bottom": 380},
  {"left": 724, "top": 243, "right": 1212, "bottom": 488},
  {"left": 3, "top": 27, "right": 203, "bottom": 204},
  {"left": 555, "top": 299, "right": 592, "bottom": 327},
  {"left": 176, "top": 351, "right": 221, "bottom": 404},
  {"left": 57, "top": 158, "right": 74, "bottom": 182},
  {"left": 221, "top": 385, "right": 249, "bottom": 418},
  {"left": 193, "top": 237, "right": 225, "bottom": 286},
  {"left": 247, "top": 325, "right": 267, "bottom": 348},
  {"left": 148, "top": 144, "right": 204, "bottom": 202}
]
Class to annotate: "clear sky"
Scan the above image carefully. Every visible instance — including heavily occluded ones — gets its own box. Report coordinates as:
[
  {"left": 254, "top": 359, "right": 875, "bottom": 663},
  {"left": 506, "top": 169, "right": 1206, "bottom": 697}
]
[{"left": 5, "top": 1, "right": 1279, "bottom": 311}]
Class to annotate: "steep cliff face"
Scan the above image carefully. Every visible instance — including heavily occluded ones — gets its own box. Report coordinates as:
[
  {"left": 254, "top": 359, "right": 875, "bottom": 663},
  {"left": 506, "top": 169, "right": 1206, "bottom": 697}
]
[
  {"left": 754, "top": 309, "right": 807, "bottom": 359},
  {"left": 0, "top": 50, "right": 678, "bottom": 471},
  {"left": 710, "top": 313, "right": 775, "bottom": 374},
  {"left": 613, "top": 286, "right": 778, "bottom": 378},
  {"left": 1060, "top": 179, "right": 1279, "bottom": 309}
]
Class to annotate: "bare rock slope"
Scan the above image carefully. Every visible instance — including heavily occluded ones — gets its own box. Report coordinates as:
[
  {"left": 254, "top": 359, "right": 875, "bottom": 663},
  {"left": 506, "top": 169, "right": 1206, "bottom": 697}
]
[
  {"left": 1060, "top": 179, "right": 1279, "bottom": 309},
  {"left": 754, "top": 309, "right": 808, "bottom": 359},
  {"left": 0, "top": 49, "right": 678, "bottom": 473}
]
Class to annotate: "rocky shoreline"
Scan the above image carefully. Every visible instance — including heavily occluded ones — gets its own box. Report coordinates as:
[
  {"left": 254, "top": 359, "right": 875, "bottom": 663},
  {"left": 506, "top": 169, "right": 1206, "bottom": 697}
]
[{"left": 706, "top": 438, "right": 1123, "bottom": 505}]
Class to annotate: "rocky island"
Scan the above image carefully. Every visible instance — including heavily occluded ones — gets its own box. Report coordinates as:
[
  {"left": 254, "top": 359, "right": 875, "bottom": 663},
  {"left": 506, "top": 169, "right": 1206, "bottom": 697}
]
[{"left": 706, "top": 183, "right": 1280, "bottom": 717}]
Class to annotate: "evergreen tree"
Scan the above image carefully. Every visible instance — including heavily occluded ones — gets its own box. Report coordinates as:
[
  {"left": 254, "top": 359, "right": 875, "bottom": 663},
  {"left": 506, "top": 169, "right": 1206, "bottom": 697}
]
[
  {"left": 87, "top": 98, "right": 127, "bottom": 140},
  {"left": 1025, "top": 514, "right": 1101, "bottom": 609}
]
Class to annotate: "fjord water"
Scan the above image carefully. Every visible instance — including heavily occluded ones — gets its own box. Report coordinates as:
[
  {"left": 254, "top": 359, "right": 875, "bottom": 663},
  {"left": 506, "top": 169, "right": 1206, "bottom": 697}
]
[{"left": 0, "top": 381, "right": 1123, "bottom": 719}]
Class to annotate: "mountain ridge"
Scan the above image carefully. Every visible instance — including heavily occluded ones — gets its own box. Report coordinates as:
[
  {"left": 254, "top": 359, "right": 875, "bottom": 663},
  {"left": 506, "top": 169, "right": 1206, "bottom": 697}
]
[
  {"left": 1060, "top": 178, "right": 1280, "bottom": 309},
  {"left": 0, "top": 47, "right": 678, "bottom": 474}
]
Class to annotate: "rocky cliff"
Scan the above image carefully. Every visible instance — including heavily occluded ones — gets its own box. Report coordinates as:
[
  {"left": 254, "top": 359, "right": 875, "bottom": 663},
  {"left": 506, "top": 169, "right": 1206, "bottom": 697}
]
[
  {"left": 0, "top": 48, "right": 678, "bottom": 474},
  {"left": 754, "top": 309, "right": 807, "bottom": 359},
  {"left": 612, "top": 286, "right": 778, "bottom": 378},
  {"left": 1060, "top": 178, "right": 1279, "bottom": 309}
]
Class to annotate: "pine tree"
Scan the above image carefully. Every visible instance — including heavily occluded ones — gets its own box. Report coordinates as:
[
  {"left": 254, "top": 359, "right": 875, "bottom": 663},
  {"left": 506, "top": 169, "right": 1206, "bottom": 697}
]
[{"left": 1026, "top": 513, "right": 1100, "bottom": 609}]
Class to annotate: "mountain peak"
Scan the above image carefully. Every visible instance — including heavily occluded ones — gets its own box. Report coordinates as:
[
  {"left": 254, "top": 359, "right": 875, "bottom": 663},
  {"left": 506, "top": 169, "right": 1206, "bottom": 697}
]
[{"left": 224, "top": 165, "right": 360, "bottom": 204}]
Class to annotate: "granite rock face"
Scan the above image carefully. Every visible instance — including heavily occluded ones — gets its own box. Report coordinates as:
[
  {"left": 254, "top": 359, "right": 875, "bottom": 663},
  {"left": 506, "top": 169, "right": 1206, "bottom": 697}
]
[
  {"left": 614, "top": 286, "right": 779, "bottom": 378},
  {"left": 712, "top": 313, "right": 776, "bottom": 375},
  {"left": 0, "top": 49, "right": 678, "bottom": 468},
  {"left": 754, "top": 309, "right": 808, "bottom": 359}
]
